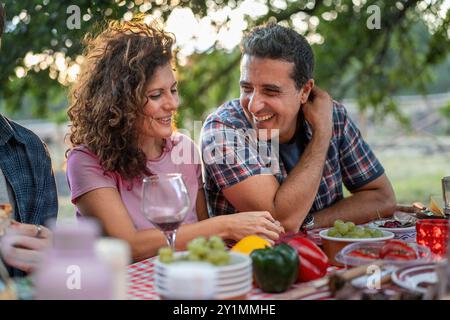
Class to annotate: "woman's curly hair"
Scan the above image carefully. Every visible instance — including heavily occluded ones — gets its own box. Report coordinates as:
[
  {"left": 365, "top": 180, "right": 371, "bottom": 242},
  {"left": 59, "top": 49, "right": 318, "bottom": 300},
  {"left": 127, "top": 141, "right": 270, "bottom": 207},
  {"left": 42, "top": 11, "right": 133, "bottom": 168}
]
[{"left": 68, "top": 19, "right": 175, "bottom": 180}]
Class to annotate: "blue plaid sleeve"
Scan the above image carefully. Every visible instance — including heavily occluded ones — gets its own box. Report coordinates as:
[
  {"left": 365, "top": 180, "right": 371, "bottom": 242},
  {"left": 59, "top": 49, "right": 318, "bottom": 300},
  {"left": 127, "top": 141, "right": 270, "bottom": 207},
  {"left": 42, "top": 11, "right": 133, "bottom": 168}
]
[{"left": 337, "top": 105, "right": 384, "bottom": 191}]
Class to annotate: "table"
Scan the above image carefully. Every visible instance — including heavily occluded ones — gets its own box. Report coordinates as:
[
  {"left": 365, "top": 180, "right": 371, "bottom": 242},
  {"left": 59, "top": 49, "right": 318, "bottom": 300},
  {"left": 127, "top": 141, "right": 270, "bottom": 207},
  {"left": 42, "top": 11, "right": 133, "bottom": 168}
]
[
  {"left": 126, "top": 228, "right": 333, "bottom": 300},
  {"left": 126, "top": 256, "right": 334, "bottom": 300}
]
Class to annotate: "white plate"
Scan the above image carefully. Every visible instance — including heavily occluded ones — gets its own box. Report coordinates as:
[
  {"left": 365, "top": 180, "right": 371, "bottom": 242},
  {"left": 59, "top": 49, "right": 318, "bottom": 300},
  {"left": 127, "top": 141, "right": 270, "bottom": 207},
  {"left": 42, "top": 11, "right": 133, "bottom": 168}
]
[
  {"left": 391, "top": 263, "right": 438, "bottom": 294},
  {"left": 156, "top": 264, "right": 251, "bottom": 276},
  {"left": 156, "top": 269, "right": 252, "bottom": 286},
  {"left": 319, "top": 229, "right": 395, "bottom": 242},
  {"left": 156, "top": 284, "right": 253, "bottom": 300},
  {"left": 215, "top": 284, "right": 253, "bottom": 299},
  {"left": 156, "top": 265, "right": 252, "bottom": 281},
  {"left": 155, "top": 264, "right": 252, "bottom": 278},
  {"left": 155, "top": 251, "right": 251, "bottom": 272},
  {"left": 367, "top": 220, "right": 416, "bottom": 233},
  {"left": 156, "top": 278, "right": 253, "bottom": 294}
]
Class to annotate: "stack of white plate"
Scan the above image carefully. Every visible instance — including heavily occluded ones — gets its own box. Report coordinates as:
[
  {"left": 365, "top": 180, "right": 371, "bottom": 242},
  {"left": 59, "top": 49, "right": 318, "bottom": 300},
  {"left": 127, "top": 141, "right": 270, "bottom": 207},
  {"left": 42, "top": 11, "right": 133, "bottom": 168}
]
[{"left": 154, "top": 252, "right": 253, "bottom": 299}]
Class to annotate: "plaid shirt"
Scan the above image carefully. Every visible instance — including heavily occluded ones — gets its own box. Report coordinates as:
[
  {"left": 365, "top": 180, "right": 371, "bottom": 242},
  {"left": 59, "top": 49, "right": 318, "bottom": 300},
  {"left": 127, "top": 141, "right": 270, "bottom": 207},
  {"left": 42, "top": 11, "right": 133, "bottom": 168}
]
[
  {"left": 0, "top": 115, "right": 58, "bottom": 277},
  {"left": 201, "top": 99, "right": 384, "bottom": 217}
]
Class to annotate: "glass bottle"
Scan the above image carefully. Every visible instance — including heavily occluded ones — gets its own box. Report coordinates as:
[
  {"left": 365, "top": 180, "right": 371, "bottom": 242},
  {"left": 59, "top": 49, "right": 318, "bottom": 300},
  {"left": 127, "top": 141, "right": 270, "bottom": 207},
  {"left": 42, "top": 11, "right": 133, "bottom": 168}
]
[{"left": 34, "top": 219, "right": 113, "bottom": 300}]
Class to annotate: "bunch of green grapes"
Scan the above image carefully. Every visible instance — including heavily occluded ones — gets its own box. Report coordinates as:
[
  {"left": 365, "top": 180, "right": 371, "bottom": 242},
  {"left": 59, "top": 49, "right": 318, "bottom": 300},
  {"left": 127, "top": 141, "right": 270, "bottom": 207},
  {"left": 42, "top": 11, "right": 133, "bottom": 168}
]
[
  {"left": 187, "top": 236, "right": 230, "bottom": 266},
  {"left": 327, "top": 220, "right": 384, "bottom": 238},
  {"left": 158, "top": 236, "right": 230, "bottom": 266},
  {"left": 158, "top": 247, "right": 174, "bottom": 263}
]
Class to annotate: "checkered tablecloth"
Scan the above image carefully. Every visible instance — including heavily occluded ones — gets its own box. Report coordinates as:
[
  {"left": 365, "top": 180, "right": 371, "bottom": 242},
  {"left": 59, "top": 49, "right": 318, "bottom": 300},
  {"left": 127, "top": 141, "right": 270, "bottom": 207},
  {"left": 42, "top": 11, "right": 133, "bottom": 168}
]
[
  {"left": 126, "top": 257, "right": 333, "bottom": 300},
  {"left": 127, "top": 237, "right": 334, "bottom": 301}
]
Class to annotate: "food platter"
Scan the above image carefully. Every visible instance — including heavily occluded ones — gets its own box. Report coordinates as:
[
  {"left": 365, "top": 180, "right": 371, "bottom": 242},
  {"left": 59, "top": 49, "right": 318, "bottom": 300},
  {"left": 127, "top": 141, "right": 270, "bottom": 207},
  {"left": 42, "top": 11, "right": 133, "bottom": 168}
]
[{"left": 391, "top": 263, "right": 438, "bottom": 294}]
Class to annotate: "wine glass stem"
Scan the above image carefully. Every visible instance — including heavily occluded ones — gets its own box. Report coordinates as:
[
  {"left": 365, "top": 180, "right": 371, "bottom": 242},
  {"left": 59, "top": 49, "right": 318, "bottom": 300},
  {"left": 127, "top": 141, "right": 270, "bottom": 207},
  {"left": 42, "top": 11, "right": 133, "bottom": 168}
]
[{"left": 164, "top": 230, "right": 177, "bottom": 249}]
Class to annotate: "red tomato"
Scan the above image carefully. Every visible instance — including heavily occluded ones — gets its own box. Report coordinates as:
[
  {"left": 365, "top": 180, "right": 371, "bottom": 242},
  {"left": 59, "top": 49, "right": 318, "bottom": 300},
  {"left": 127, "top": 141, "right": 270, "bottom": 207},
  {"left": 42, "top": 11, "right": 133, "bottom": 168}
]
[
  {"left": 382, "top": 251, "right": 417, "bottom": 261},
  {"left": 348, "top": 248, "right": 379, "bottom": 260},
  {"left": 380, "top": 240, "right": 417, "bottom": 259}
]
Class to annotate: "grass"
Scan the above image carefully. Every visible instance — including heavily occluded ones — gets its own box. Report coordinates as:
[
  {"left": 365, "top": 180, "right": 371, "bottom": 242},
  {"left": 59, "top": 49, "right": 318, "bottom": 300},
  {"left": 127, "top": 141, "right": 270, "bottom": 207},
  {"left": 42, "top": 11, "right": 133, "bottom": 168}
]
[
  {"left": 57, "top": 196, "right": 77, "bottom": 222},
  {"left": 377, "top": 151, "right": 448, "bottom": 205}
]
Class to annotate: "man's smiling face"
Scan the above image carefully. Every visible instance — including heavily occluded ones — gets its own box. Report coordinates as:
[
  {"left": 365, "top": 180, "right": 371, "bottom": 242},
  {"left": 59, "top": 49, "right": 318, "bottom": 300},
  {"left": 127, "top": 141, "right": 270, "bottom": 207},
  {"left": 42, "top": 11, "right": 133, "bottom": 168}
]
[{"left": 239, "top": 54, "right": 304, "bottom": 143}]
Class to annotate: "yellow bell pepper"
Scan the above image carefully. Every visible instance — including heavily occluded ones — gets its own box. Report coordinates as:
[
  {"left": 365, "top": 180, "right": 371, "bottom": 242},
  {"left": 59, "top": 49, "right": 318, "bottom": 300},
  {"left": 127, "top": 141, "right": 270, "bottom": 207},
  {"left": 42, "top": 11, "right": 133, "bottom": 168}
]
[{"left": 231, "top": 235, "right": 271, "bottom": 255}]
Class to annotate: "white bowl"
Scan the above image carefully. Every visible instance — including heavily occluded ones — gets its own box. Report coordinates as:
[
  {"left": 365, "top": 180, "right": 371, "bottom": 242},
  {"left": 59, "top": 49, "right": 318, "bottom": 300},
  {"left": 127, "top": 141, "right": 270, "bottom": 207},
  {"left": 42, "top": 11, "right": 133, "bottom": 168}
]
[
  {"left": 319, "top": 229, "right": 395, "bottom": 242},
  {"left": 319, "top": 229, "right": 395, "bottom": 266}
]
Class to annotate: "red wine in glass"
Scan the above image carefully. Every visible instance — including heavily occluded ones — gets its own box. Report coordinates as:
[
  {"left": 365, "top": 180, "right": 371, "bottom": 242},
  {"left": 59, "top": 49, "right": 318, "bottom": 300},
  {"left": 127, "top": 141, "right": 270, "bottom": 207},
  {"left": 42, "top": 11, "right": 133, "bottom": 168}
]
[
  {"left": 152, "top": 218, "right": 183, "bottom": 232},
  {"left": 142, "top": 174, "right": 190, "bottom": 249}
]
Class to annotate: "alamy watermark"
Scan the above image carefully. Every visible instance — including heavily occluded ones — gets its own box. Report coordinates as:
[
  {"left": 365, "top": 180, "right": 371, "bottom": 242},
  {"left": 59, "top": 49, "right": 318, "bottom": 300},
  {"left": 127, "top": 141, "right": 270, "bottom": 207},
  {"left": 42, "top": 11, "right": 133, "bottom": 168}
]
[
  {"left": 66, "top": 5, "right": 81, "bottom": 30},
  {"left": 66, "top": 264, "right": 82, "bottom": 290},
  {"left": 367, "top": 5, "right": 381, "bottom": 30},
  {"left": 65, "top": 4, "right": 382, "bottom": 31},
  {"left": 366, "top": 264, "right": 382, "bottom": 290}
]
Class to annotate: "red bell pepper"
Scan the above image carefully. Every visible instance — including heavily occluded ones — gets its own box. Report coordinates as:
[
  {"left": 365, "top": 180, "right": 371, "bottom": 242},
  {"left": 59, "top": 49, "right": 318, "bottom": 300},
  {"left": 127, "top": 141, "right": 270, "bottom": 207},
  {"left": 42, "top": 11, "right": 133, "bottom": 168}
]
[{"left": 281, "top": 234, "right": 329, "bottom": 283}]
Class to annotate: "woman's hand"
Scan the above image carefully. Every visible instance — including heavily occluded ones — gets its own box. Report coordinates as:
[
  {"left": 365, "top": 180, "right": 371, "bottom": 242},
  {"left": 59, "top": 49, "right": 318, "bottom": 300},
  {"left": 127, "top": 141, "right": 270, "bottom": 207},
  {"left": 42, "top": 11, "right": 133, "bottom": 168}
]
[
  {"left": 0, "top": 222, "right": 52, "bottom": 273},
  {"left": 9, "top": 221, "right": 53, "bottom": 240},
  {"left": 223, "top": 211, "right": 284, "bottom": 245}
]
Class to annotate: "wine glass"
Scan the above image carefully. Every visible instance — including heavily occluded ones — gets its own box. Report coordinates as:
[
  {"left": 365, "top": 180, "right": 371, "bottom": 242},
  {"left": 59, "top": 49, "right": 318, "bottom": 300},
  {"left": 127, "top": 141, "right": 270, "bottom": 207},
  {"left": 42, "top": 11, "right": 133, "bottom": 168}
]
[{"left": 142, "top": 174, "right": 190, "bottom": 249}]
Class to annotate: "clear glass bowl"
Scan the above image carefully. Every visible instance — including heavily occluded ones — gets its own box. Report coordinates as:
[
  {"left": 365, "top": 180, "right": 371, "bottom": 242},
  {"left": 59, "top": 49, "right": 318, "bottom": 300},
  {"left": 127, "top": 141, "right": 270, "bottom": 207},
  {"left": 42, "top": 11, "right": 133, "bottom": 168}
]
[{"left": 335, "top": 241, "right": 431, "bottom": 267}]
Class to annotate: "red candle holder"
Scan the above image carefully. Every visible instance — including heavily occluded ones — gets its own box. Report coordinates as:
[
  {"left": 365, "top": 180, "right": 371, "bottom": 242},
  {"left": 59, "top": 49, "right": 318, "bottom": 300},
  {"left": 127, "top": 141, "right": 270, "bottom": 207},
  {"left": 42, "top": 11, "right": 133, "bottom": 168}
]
[{"left": 416, "top": 219, "right": 449, "bottom": 257}]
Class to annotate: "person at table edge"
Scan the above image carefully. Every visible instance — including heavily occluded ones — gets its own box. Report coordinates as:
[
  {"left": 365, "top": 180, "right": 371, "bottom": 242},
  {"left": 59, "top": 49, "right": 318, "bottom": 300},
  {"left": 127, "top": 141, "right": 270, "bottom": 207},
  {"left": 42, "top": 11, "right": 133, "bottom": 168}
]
[
  {"left": 201, "top": 23, "right": 397, "bottom": 233},
  {"left": 0, "top": 2, "right": 56, "bottom": 277}
]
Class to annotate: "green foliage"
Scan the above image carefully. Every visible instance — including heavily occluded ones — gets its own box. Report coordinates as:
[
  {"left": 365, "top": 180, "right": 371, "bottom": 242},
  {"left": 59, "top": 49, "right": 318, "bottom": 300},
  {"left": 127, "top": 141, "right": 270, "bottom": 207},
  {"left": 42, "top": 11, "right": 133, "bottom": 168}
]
[
  {"left": 440, "top": 102, "right": 450, "bottom": 118},
  {"left": 176, "top": 48, "right": 241, "bottom": 126},
  {"left": 0, "top": 0, "right": 449, "bottom": 126},
  {"left": 439, "top": 101, "right": 450, "bottom": 134}
]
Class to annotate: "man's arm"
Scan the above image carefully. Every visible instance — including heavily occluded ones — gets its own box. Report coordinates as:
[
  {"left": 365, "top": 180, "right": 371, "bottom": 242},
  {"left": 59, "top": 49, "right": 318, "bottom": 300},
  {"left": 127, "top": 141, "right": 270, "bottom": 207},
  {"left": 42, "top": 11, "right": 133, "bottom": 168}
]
[
  {"left": 223, "top": 131, "right": 330, "bottom": 232},
  {"left": 312, "top": 174, "right": 396, "bottom": 229},
  {"left": 309, "top": 100, "right": 396, "bottom": 229},
  {"left": 222, "top": 88, "right": 333, "bottom": 232}
]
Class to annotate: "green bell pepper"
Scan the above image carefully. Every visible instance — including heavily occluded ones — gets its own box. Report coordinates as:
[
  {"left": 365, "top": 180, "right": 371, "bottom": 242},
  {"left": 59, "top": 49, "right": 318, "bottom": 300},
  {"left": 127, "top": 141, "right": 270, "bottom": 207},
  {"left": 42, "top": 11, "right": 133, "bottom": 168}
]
[{"left": 250, "top": 243, "right": 299, "bottom": 293}]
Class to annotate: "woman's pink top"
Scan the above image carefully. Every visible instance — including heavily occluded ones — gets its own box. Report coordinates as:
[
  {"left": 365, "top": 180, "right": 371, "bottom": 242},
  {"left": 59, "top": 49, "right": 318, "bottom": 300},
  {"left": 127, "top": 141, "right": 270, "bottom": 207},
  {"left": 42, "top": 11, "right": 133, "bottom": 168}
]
[{"left": 66, "top": 132, "right": 201, "bottom": 230}]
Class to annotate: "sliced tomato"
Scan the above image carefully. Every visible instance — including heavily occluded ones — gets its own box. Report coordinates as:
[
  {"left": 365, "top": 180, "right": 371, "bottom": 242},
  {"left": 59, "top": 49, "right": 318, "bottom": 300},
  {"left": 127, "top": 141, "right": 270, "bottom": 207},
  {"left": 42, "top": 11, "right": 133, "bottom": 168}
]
[
  {"left": 380, "top": 240, "right": 417, "bottom": 259},
  {"left": 348, "top": 248, "right": 379, "bottom": 260},
  {"left": 383, "top": 250, "right": 417, "bottom": 261}
]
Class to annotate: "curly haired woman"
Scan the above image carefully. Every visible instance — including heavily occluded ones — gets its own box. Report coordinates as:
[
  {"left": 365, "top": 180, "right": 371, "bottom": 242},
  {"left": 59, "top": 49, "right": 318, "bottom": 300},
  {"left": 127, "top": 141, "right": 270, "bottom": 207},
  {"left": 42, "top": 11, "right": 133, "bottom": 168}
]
[{"left": 66, "top": 19, "right": 283, "bottom": 262}]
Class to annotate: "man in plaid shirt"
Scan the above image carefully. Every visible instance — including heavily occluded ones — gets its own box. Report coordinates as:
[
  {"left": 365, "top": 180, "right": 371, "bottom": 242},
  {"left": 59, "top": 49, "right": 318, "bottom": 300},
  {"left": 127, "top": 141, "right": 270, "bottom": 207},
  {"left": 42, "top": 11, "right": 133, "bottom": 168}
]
[{"left": 201, "top": 23, "right": 396, "bottom": 232}]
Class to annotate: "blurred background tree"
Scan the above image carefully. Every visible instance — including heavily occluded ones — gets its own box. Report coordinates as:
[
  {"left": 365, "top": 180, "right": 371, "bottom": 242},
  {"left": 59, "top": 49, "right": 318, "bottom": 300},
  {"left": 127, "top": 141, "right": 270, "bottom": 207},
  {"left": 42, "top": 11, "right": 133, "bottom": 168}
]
[{"left": 0, "top": 0, "right": 449, "bottom": 127}]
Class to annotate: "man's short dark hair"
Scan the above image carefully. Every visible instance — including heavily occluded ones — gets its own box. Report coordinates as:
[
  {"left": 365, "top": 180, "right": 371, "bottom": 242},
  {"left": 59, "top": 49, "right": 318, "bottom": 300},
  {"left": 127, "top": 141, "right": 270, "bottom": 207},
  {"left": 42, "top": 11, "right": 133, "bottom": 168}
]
[
  {"left": 0, "top": 3, "right": 4, "bottom": 38},
  {"left": 241, "top": 23, "right": 314, "bottom": 89}
]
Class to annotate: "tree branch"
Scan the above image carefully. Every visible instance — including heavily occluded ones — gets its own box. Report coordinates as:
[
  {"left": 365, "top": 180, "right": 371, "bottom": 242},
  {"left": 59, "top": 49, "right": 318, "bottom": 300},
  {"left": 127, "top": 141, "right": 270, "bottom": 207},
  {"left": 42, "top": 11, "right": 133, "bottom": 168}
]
[
  {"left": 195, "top": 0, "right": 324, "bottom": 97},
  {"left": 335, "top": 0, "right": 420, "bottom": 99}
]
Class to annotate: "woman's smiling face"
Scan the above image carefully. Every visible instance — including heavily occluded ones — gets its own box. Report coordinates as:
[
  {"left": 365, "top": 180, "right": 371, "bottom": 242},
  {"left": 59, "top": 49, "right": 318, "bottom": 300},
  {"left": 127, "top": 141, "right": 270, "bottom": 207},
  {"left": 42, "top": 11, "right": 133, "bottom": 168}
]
[{"left": 139, "top": 63, "right": 179, "bottom": 140}]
